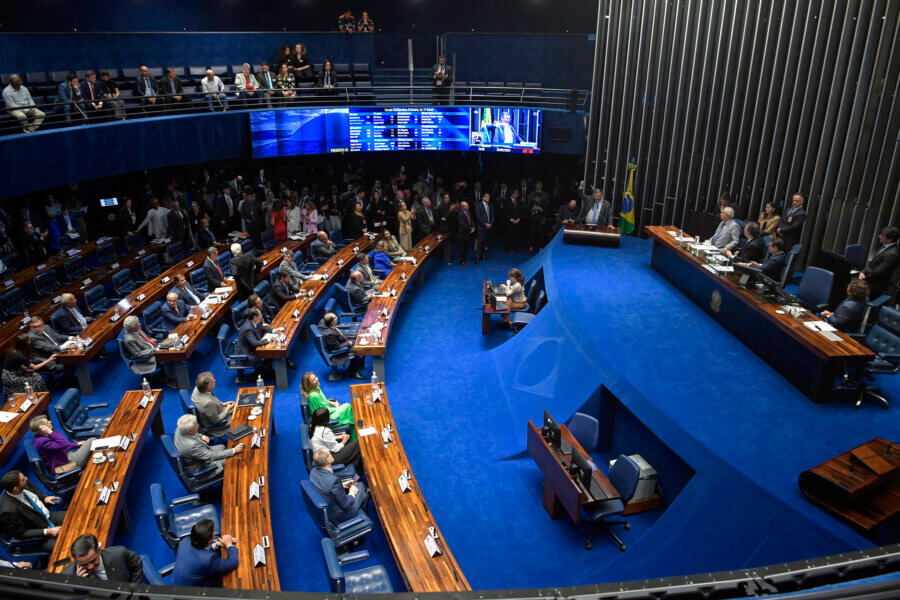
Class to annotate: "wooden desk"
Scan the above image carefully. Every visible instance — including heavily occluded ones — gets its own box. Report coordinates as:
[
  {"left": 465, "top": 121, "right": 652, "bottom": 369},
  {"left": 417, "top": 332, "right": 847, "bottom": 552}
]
[
  {"left": 481, "top": 279, "right": 510, "bottom": 334},
  {"left": 256, "top": 234, "right": 376, "bottom": 389},
  {"left": 562, "top": 224, "right": 621, "bottom": 247},
  {"left": 54, "top": 247, "right": 224, "bottom": 394},
  {"left": 0, "top": 392, "right": 51, "bottom": 467},
  {"left": 353, "top": 232, "right": 450, "bottom": 380},
  {"left": 799, "top": 438, "right": 900, "bottom": 543},
  {"left": 221, "top": 386, "right": 279, "bottom": 591},
  {"left": 350, "top": 383, "right": 470, "bottom": 592},
  {"left": 3, "top": 237, "right": 116, "bottom": 293},
  {"left": 47, "top": 389, "right": 164, "bottom": 573},
  {"left": 154, "top": 242, "right": 304, "bottom": 389},
  {"left": 645, "top": 225, "right": 874, "bottom": 402},
  {"left": 526, "top": 420, "right": 620, "bottom": 524},
  {"left": 0, "top": 243, "right": 162, "bottom": 356}
]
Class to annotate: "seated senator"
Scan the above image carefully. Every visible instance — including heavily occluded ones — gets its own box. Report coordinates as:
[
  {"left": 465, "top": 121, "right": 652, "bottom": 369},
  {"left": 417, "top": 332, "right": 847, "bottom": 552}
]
[
  {"left": 30, "top": 415, "right": 95, "bottom": 475},
  {"left": 173, "top": 414, "right": 244, "bottom": 479},
  {"left": 0, "top": 470, "right": 64, "bottom": 554},
  {"left": 161, "top": 292, "right": 198, "bottom": 333},
  {"left": 723, "top": 221, "right": 766, "bottom": 263},
  {"left": 301, "top": 372, "right": 355, "bottom": 439},
  {"left": 236, "top": 308, "right": 276, "bottom": 380},
  {"left": 821, "top": 279, "right": 869, "bottom": 332},
  {"left": 171, "top": 518, "right": 238, "bottom": 588},
  {"left": 309, "top": 448, "right": 369, "bottom": 524},
  {"left": 309, "top": 407, "right": 363, "bottom": 473},
  {"left": 744, "top": 237, "right": 787, "bottom": 280},
  {"left": 191, "top": 372, "right": 234, "bottom": 438},
  {"left": 346, "top": 271, "right": 372, "bottom": 308},
  {"left": 372, "top": 240, "right": 395, "bottom": 275},
  {"left": 2, "top": 335, "right": 53, "bottom": 401},
  {"left": 317, "top": 313, "right": 366, "bottom": 379},
  {"left": 62, "top": 534, "right": 143, "bottom": 582}
]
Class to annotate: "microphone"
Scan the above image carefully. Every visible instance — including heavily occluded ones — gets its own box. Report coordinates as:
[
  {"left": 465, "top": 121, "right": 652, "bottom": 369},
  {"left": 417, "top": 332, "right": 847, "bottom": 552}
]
[
  {"left": 847, "top": 453, "right": 859, "bottom": 476},
  {"left": 884, "top": 442, "right": 893, "bottom": 457}
]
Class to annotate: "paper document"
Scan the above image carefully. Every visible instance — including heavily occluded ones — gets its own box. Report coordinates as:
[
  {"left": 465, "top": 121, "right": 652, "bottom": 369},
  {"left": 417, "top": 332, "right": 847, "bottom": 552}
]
[
  {"left": 397, "top": 256, "right": 416, "bottom": 262},
  {"left": 803, "top": 321, "right": 837, "bottom": 333},
  {"left": 820, "top": 331, "right": 844, "bottom": 342},
  {"left": 91, "top": 436, "right": 122, "bottom": 451},
  {"left": 357, "top": 427, "right": 378, "bottom": 437},
  {"left": 308, "top": 274, "right": 325, "bottom": 280},
  {"left": 213, "top": 287, "right": 231, "bottom": 294},
  {"left": 712, "top": 265, "right": 734, "bottom": 273},
  {"left": 0, "top": 411, "right": 18, "bottom": 423}
]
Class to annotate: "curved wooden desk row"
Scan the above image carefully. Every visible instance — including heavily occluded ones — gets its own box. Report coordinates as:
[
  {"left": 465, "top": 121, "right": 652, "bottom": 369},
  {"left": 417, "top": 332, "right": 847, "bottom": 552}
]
[
  {"left": 4, "top": 237, "right": 116, "bottom": 292},
  {"left": 562, "top": 224, "right": 621, "bottom": 247},
  {"left": 0, "top": 240, "right": 166, "bottom": 355},
  {"left": 353, "top": 231, "right": 451, "bottom": 379},
  {"left": 350, "top": 383, "right": 469, "bottom": 592},
  {"left": 0, "top": 392, "right": 52, "bottom": 467},
  {"left": 222, "top": 386, "right": 279, "bottom": 590},
  {"left": 256, "top": 233, "right": 379, "bottom": 389},
  {"left": 154, "top": 240, "right": 309, "bottom": 388},
  {"left": 48, "top": 389, "right": 164, "bottom": 573}
]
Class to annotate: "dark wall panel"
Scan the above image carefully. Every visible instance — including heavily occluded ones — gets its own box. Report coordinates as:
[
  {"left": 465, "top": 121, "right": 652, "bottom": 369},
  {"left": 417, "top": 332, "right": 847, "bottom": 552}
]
[{"left": 584, "top": 0, "right": 900, "bottom": 265}]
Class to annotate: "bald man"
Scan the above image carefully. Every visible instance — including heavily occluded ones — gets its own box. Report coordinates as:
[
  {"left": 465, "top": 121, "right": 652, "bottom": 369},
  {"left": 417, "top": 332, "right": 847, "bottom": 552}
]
[{"left": 160, "top": 292, "right": 196, "bottom": 333}]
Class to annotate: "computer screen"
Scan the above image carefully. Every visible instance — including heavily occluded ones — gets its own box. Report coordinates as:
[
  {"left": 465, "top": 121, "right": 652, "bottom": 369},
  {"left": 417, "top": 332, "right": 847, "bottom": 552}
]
[
  {"left": 99, "top": 197, "right": 118, "bottom": 207},
  {"left": 570, "top": 446, "right": 595, "bottom": 489},
  {"left": 542, "top": 409, "right": 561, "bottom": 448},
  {"left": 468, "top": 107, "right": 542, "bottom": 154}
]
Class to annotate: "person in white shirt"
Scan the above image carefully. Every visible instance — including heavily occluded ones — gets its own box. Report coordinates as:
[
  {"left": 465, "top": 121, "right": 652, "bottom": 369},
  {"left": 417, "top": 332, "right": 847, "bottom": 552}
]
[
  {"left": 2, "top": 74, "right": 44, "bottom": 133},
  {"left": 309, "top": 408, "right": 362, "bottom": 472},
  {"left": 200, "top": 69, "right": 228, "bottom": 112},
  {"left": 136, "top": 197, "right": 171, "bottom": 240}
]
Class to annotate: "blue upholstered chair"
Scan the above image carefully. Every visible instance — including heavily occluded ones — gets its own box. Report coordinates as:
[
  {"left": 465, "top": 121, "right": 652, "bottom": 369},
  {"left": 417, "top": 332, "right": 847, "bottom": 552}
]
[
  {"left": 142, "top": 300, "right": 168, "bottom": 340},
  {"left": 139, "top": 253, "right": 161, "bottom": 281},
  {"left": 797, "top": 267, "right": 834, "bottom": 312},
  {"left": 301, "top": 480, "right": 373, "bottom": 548},
  {"left": 140, "top": 554, "right": 175, "bottom": 585},
  {"left": 844, "top": 244, "right": 866, "bottom": 270},
  {"left": 151, "top": 483, "right": 220, "bottom": 551},
  {"left": 84, "top": 284, "right": 119, "bottom": 315},
  {"left": 167, "top": 240, "right": 186, "bottom": 263},
  {"left": 96, "top": 241, "right": 117, "bottom": 265},
  {"left": 334, "top": 282, "right": 366, "bottom": 319},
  {"left": 33, "top": 270, "right": 61, "bottom": 298},
  {"left": 0, "top": 287, "right": 26, "bottom": 320},
  {"left": 0, "top": 530, "right": 49, "bottom": 565},
  {"left": 300, "top": 424, "right": 354, "bottom": 476},
  {"left": 511, "top": 290, "right": 546, "bottom": 333},
  {"left": 778, "top": 244, "right": 802, "bottom": 288},
  {"left": 310, "top": 324, "right": 356, "bottom": 381},
  {"left": 216, "top": 324, "right": 255, "bottom": 380},
  {"left": 253, "top": 279, "right": 270, "bottom": 302},
  {"left": 323, "top": 299, "right": 361, "bottom": 332},
  {"left": 261, "top": 229, "right": 276, "bottom": 251},
  {"left": 320, "top": 538, "right": 394, "bottom": 594},
  {"left": 160, "top": 434, "right": 224, "bottom": 494},
  {"left": 217, "top": 251, "right": 233, "bottom": 276},
  {"left": 53, "top": 388, "right": 110, "bottom": 441},
  {"left": 112, "top": 268, "right": 136, "bottom": 296},
  {"left": 124, "top": 232, "right": 145, "bottom": 251},
  {"left": 23, "top": 438, "right": 82, "bottom": 497},
  {"left": 63, "top": 255, "right": 87, "bottom": 281},
  {"left": 581, "top": 454, "right": 640, "bottom": 551},
  {"left": 567, "top": 412, "right": 600, "bottom": 453},
  {"left": 240, "top": 238, "right": 254, "bottom": 256},
  {"left": 116, "top": 327, "right": 159, "bottom": 379},
  {"left": 230, "top": 299, "right": 248, "bottom": 329},
  {"left": 836, "top": 306, "right": 900, "bottom": 409},
  {"left": 189, "top": 268, "right": 208, "bottom": 295},
  {"left": 178, "top": 389, "right": 229, "bottom": 438}
]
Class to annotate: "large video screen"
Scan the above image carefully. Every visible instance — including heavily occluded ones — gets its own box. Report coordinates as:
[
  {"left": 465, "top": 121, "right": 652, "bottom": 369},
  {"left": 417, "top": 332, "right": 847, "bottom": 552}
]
[{"left": 250, "top": 106, "right": 541, "bottom": 158}]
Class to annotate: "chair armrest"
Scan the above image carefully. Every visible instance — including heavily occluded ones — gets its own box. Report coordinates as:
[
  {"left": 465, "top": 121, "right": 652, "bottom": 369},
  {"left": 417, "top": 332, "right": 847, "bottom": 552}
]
[
  {"left": 229, "top": 353, "right": 250, "bottom": 361},
  {"left": 56, "top": 467, "right": 83, "bottom": 483},
  {"left": 337, "top": 550, "right": 370, "bottom": 565},
  {"left": 815, "top": 303, "right": 830, "bottom": 313},
  {"left": 336, "top": 515, "right": 368, "bottom": 531},
  {"left": 69, "top": 424, "right": 95, "bottom": 432},
  {"left": 330, "top": 346, "right": 350, "bottom": 358},
  {"left": 86, "top": 403, "right": 109, "bottom": 410},
  {"left": 373, "top": 269, "right": 386, "bottom": 278},
  {"left": 170, "top": 494, "right": 201, "bottom": 506},
  {"left": 848, "top": 333, "right": 867, "bottom": 343},
  {"left": 130, "top": 355, "right": 155, "bottom": 364},
  {"left": 868, "top": 295, "right": 891, "bottom": 308},
  {"left": 878, "top": 352, "right": 900, "bottom": 363},
  {"left": 192, "top": 465, "right": 220, "bottom": 481},
  {"left": 158, "top": 562, "right": 175, "bottom": 577}
]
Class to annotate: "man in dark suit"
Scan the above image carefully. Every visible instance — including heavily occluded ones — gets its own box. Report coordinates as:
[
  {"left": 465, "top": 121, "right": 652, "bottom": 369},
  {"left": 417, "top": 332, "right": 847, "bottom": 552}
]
[
  {"left": 431, "top": 55, "right": 452, "bottom": 105},
  {"left": 54, "top": 73, "right": 85, "bottom": 122},
  {"left": 171, "top": 519, "right": 238, "bottom": 588},
  {"left": 167, "top": 200, "right": 192, "bottom": 248},
  {"left": 860, "top": 226, "right": 900, "bottom": 299},
  {"left": 54, "top": 293, "right": 92, "bottom": 336},
  {"left": 61, "top": 534, "right": 142, "bottom": 582},
  {"left": 474, "top": 193, "right": 494, "bottom": 264},
  {"left": 195, "top": 217, "right": 216, "bottom": 249},
  {"left": 235, "top": 308, "right": 274, "bottom": 378},
  {"left": 777, "top": 194, "right": 806, "bottom": 251},
  {"left": 724, "top": 222, "right": 766, "bottom": 263},
  {"left": 173, "top": 273, "right": 204, "bottom": 306},
  {"left": 161, "top": 292, "right": 197, "bottom": 333},
  {"left": 229, "top": 243, "right": 263, "bottom": 301},
  {"left": 822, "top": 279, "right": 869, "bottom": 332},
  {"left": 556, "top": 198, "right": 580, "bottom": 231},
  {"left": 577, "top": 183, "right": 613, "bottom": 227},
  {"left": 239, "top": 188, "right": 264, "bottom": 249},
  {"left": 134, "top": 65, "right": 160, "bottom": 113},
  {"left": 214, "top": 188, "right": 239, "bottom": 237},
  {"left": 413, "top": 197, "right": 436, "bottom": 244},
  {"left": 748, "top": 237, "right": 787, "bottom": 280},
  {"left": 28, "top": 317, "right": 74, "bottom": 376},
  {"left": 312, "top": 231, "right": 336, "bottom": 262},
  {"left": 248, "top": 293, "right": 275, "bottom": 326},
  {"left": 21, "top": 223, "right": 50, "bottom": 264},
  {"left": 204, "top": 247, "right": 226, "bottom": 290},
  {"left": 346, "top": 271, "right": 371, "bottom": 308},
  {"left": 317, "top": 312, "right": 365, "bottom": 378},
  {"left": 271, "top": 271, "right": 299, "bottom": 312},
  {"left": 256, "top": 62, "right": 279, "bottom": 107},
  {"left": 160, "top": 66, "right": 186, "bottom": 110},
  {"left": 501, "top": 188, "right": 525, "bottom": 252},
  {"left": 309, "top": 449, "right": 369, "bottom": 523},
  {"left": 81, "top": 71, "right": 106, "bottom": 118},
  {"left": 0, "top": 470, "right": 64, "bottom": 554},
  {"left": 457, "top": 201, "right": 475, "bottom": 266}
]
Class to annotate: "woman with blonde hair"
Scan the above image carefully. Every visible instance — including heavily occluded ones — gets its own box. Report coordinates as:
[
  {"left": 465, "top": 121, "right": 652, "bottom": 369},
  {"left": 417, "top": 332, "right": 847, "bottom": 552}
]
[
  {"left": 300, "top": 371, "right": 355, "bottom": 439},
  {"left": 397, "top": 201, "right": 412, "bottom": 250}
]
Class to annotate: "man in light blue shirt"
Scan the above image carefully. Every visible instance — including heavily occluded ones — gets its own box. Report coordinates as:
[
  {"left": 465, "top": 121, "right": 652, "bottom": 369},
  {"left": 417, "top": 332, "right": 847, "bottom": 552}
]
[{"left": 2, "top": 75, "right": 44, "bottom": 132}]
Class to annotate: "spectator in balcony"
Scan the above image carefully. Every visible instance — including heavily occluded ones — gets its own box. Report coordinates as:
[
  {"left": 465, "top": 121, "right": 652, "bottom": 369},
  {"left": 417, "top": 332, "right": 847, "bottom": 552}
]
[
  {"left": 82, "top": 71, "right": 106, "bottom": 118},
  {"left": 2, "top": 74, "right": 44, "bottom": 133},
  {"left": 293, "top": 44, "right": 315, "bottom": 81},
  {"left": 234, "top": 63, "right": 259, "bottom": 106},
  {"left": 98, "top": 70, "right": 126, "bottom": 120},
  {"left": 55, "top": 72, "right": 85, "bottom": 122},
  {"left": 338, "top": 9, "right": 356, "bottom": 33},
  {"left": 275, "top": 64, "right": 296, "bottom": 104},
  {"left": 357, "top": 11, "right": 375, "bottom": 32},
  {"left": 316, "top": 60, "right": 338, "bottom": 96},
  {"left": 257, "top": 62, "right": 278, "bottom": 107},
  {"left": 275, "top": 45, "right": 297, "bottom": 72},
  {"left": 431, "top": 55, "right": 452, "bottom": 105},
  {"left": 134, "top": 65, "right": 160, "bottom": 114},
  {"left": 161, "top": 67, "right": 186, "bottom": 111},
  {"left": 200, "top": 69, "right": 228, "bottom": 112}
]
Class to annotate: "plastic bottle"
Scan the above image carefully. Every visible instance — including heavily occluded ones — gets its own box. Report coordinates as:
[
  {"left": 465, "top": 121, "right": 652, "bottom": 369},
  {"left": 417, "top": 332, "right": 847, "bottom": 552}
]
[
  {"left": 256, "top": 374, "right": 265, "bottom": 395},
  {"left": 24, "top": 381, "right": 33, "bottom": 401},
  {"left": 141, "top": 377, "right": 150, "bottom": 393},
  {"left": 371, "top": 370, "right": 378, "bottom": 390}
]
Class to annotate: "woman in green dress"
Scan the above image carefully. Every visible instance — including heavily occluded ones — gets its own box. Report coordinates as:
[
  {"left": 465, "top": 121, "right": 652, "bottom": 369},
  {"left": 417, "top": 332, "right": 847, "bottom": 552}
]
[
  {"left": 301, "top": 371, "right": 356, "bottom": 439},
  {"left": 381, "top": 228, "right": 406, "bottom": 260}
]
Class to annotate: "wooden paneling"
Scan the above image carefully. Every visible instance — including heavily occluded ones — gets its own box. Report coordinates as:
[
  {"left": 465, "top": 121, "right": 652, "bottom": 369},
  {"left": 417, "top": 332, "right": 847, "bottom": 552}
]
[
  {"left": 0, "top": 392, "right": 51, "bottom": 466},
  {"left": 350, "top": 383, "right": 470, "bottom": 593}
]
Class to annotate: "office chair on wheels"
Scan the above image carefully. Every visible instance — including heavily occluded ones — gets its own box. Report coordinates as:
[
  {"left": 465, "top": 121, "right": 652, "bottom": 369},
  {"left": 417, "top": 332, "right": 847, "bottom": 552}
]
[
  {"left": 834, "top": 306, "right": 900, "bottom": 409},
  {"left": 582, "top": 454, "right": 640, "bottom": 551}
]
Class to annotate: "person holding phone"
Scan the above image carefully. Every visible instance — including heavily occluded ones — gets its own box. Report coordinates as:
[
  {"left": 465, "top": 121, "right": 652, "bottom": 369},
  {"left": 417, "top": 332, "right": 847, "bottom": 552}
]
[{"left": 0, "top": 470, "right": 65, "bottom": 554}]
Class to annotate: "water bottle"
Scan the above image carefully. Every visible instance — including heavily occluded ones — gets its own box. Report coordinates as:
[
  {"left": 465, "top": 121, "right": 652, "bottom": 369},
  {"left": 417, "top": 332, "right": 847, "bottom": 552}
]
[
  {"left": 256, "top": 374, "right": 265, "bottom": 395},
  {"left": 24, "top": 381, "right": 33, "bottom": 401},
  {"left": 371, "top": 370, "right": 378, "bottom": 390},
  {"left": 141, "top": 377, "right": 150, "bottom": 394}
]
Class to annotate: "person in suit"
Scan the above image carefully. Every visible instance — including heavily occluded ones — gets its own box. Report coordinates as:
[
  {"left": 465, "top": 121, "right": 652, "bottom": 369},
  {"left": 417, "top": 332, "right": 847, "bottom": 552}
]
[
  {"left": 353, "top": 253, "right": 381, "bottom": 289},
  {"left": 747, "top": 237, "right": 787, "bottom": 280},
  {"left": 859, "top": 226, "right": 900, "bottom": 299},
  {"left": 346, "top": 271, "right": 372, "bottom": 308},
  {"left": 271, "top": 271, "right": 300, "bottom": 312},
  {"left": 62, "top": 534, "right": 142, "bottom": 582},
  {"left": 54, "top": 293, "right": 92, "bottom": 336},
  {"left": 821, "top": 280, "right": 869, "bottom": 332},
  {"left": 81, "top": 71, "right": 106, "bottom": 118},
  {"left": 312, "top": 231, "right": 336, "bottom": 262},
  {"left": 118, "top": 197, "right": 138, "bottom": 237},
  {"left": 556, "top": 198, "right": 580, "bottom": 231},
  {"left": 309, "top": 408, "right": 363, "bottom": 472},
  {"left": 724, "top": 221, "right": 766, "bottom": 263},
  {"left": 239, "top": 188, "right": 264, "bottom": 249},
  {"left": 256, "top": 62, "right": 279, "bottom": 107},
  {"left": 190, "top": 372, "right": 233, "bottom": 438},
  {"left": 777, "top": 194, "right": 806, "bottom": 251},
  {"left": 577, "top": 182, "right": 612, "bottom": 228},
  {"left": 171, "top": 519, "right": 239, "bottom": 588},
  {"left": 278, "top": 248, "right": 306, "bottom": 291},
  {"left": 172, "top": 274, "right": 204, "bottom": 306},
  {"left": 456, "top": 201, "right": 475, "bottom": 266},
  {"left": 0, "top": 470, "right": 64, "bottom": 554},
  {"left": 195, "top": 217, "right": 216, "bottom": 249},
  {"left": 122, "top": 315, "right": 170, "bottom": 385},
  {"left": 27, "top": 317, "right": 75, "bottom": 377},
  {"left": 317, "top": 312, "right": 365, "bottom": 378},
  {"left": 413, "top": 197, "right": 436, "bottom": 243},
  {"left": 234, "top": 63, "right": 260, "bottom": 105},
  {"left": 706, "top": 207, "right": 741, "bottom": 251},
  {"left": 499, "top": 188, "right": 524, "bottom": 253},
  {"left": 160, "top": 67, "right": 186, "bottom": 110},
  {"left": 161, "top": 292, "right": 197, "bottom": 333},
  {"left": 474, "top": 193, "right": 494, "bottom": 264},
  {"left": 247, "top": 293, "right": 275, "bottom": 327},
  {"left": 21, "top": 222, "right": 50, "bottom": 264},
  {"left": 134, "top": 65, "right": 160, "bottom": 113},
  {"left": 215, "top": 187, "right": 240, "bottom": 237},
  {"left": 229, "top": 243, "right": 263, "bottom": 301},
  {"left": 167, "top": 200, "right": 192, "bottom": 248},
  {"left": 174, "top": 414, "right": 244, "bottom": 479},
  {"left": 54, "top": 72, "right": 85, "bottom": 122},
  {"left": 236, "top": 308, "right": 275, "bottom": 377},
  {"left": 431, "top": 55, "right": 452, "bottom": 105},
  {"left": 482, "top": 110, "right": 523, "bottom": 145},
  {"left": 204, "top": 247, "right": 226, "bottom": 290},
  {"left": 309, "top": 449, "right": 368, "bottom": 523},
  {"left": 316, "top": 59, "right": 339, "bottom": 95}
]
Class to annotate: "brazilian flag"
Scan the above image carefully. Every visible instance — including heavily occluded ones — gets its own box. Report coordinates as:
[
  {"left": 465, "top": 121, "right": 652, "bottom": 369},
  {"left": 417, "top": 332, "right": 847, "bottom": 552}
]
[{"left": 620, "top": 160, "right": 637, "bottom": 235}]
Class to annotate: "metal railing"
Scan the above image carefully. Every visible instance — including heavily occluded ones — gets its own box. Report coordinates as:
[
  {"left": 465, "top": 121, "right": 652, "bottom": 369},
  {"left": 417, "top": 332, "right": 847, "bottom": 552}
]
[{"left": 0, "top": 84, "right": 589, "bottom": 136}]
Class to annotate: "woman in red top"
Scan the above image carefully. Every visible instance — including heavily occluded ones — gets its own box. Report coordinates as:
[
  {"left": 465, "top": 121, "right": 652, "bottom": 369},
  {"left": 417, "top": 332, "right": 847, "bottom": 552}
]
[{"left": 270, "top": 200, "right": 288, "bottom": 242}]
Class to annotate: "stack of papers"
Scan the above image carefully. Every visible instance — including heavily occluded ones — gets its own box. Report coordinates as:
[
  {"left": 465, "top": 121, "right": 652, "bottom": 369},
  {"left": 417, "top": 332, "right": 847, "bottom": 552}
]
[
  {"left": 803, "top": 321, "right": 837, "bottom": 333},
  {"left": 91, "top": 436, "right": 122, "bottom": 451},
  {"left": 0, "top": 411, "right": 18, "bottom": 423}
]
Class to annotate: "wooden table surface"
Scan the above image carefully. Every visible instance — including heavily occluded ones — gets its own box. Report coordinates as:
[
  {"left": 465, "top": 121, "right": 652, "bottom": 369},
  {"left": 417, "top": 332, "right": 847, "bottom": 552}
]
[
  {"left": 645, "top": 225, "right": 873, "bottom": 361},
  {"left": 353, "top": 232, "right": 450, "bottom": 357},
  {"left": 221, "top": 386, "right": 279, "bottom": 591},
  {"left": 155, "top": 242, "right": 304, "bottom": 363},
  {"left": 350, "top": 383, "right": 470, "bottom": 592},
  {"left": 54, "top": 246, "right": 225, "bottom": 366},
  {"left": 256, "top": 234, "right": 377, "bottom": 360},
  {"left": 3, "top": 238, "right": 115, "bottom": 291},
  {"left": 0, "top": 242, "right": 163, "bottom": 355},
  {"left": 47, "top": 389, "right": 163, "bottom": 572},
  {"left": 0, "top": 391, "right": 51, "bottom": 466}
]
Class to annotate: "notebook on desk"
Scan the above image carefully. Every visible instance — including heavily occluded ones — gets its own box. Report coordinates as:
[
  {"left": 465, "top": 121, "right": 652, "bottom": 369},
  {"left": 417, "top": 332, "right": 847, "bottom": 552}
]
[
  {"left": 236, "top": 393, "right": 257, "bottom": 408},
  {"left": 225, "top": 424, "right": 253, "bottom": 441}
]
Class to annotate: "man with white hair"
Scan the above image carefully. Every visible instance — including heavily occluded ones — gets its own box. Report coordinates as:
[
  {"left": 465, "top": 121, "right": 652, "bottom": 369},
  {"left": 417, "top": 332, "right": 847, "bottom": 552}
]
[
  {"left": 200, "top": 69, "right": 228, "bottom": 112},
  {"left": 2, "top": 74, "right": 44, "bottom": 133},
  {"left": 122, "top": 314, "right": 170, "bottom": 384},
  {"left": 229, "top": 242, "right": 263, "bottom": 301},
  {"left": 173, "top": 414, "right": 244, "bottom": 479},
  {"left": 233, "top": 63, "right": 259, "bottom": 105},
  {"left": 707, "top": 206, "right": 741, "bottom": 251}
]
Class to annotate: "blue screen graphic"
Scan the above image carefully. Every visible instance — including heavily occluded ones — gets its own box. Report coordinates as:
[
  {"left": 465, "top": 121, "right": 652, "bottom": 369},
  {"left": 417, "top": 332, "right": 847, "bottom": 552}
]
[{"left": 250, "top": 106, "right": 541, "bottom": 158}]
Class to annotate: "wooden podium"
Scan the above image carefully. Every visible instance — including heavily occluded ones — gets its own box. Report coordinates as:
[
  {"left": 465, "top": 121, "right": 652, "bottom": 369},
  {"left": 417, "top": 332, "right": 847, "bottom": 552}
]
[{"left": 798, "top": 438, "right": 900, "bottom": 543}]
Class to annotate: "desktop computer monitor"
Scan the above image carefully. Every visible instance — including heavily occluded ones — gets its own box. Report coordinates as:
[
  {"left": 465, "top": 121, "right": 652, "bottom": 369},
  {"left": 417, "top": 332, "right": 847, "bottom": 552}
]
[
  {"left": 542, "top": 410, "right": 561, "bottom": 448},
  {"left": 569, "top": 446, "right": 594, "bottom": 489}
]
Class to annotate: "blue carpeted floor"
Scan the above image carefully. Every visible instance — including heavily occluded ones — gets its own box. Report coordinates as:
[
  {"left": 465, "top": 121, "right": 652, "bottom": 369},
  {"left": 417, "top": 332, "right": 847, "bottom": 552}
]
[{"left": 7, "top": 232, "right": 897, "bottom": 591}]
